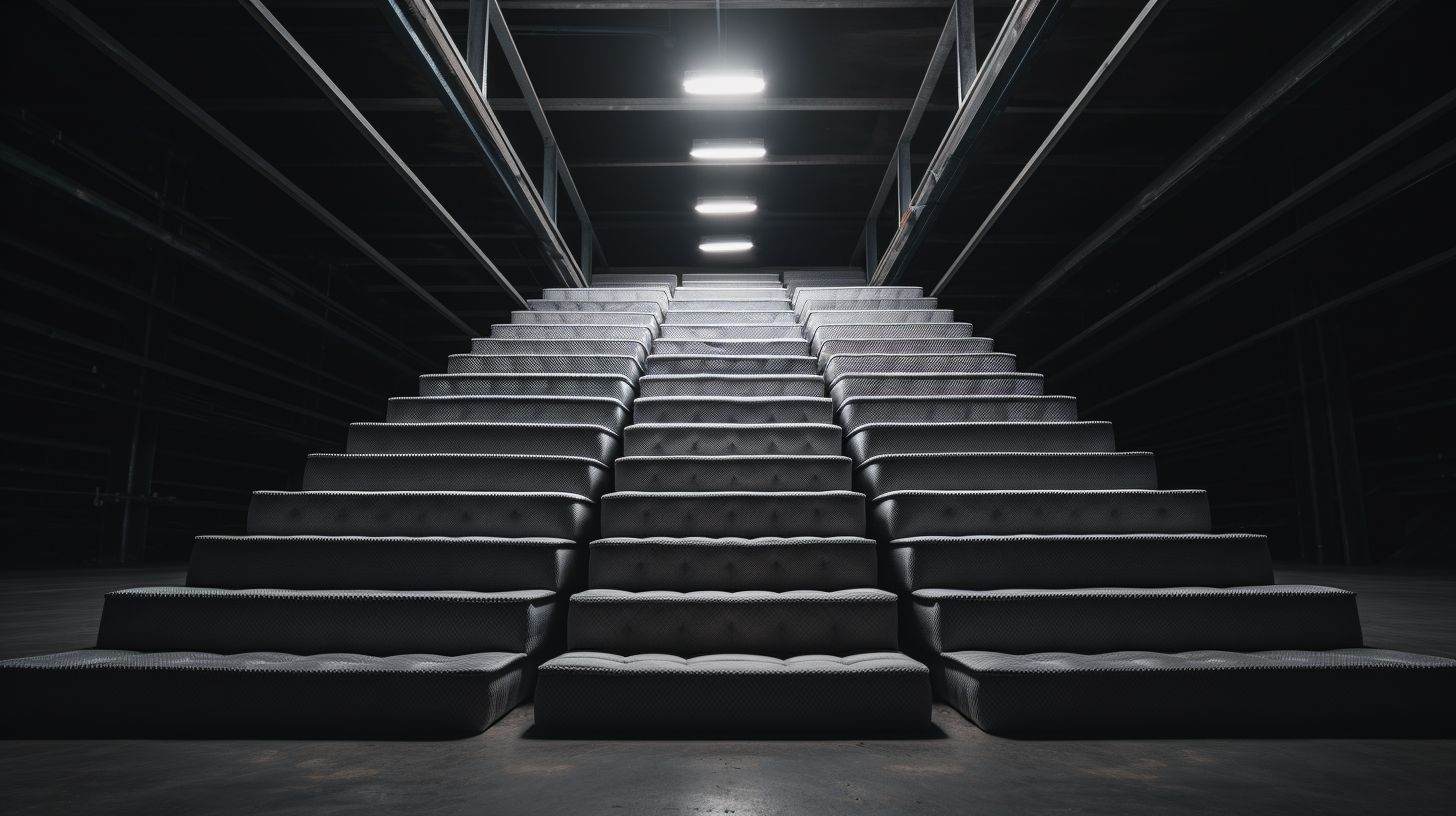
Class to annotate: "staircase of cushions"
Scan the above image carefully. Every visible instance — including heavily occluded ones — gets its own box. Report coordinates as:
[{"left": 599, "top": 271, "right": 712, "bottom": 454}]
[
  {"left": 0, "top": 286, "right": 666, "bottom": 737},
  {"left": 533, "top": 271, "right": 932, "bottom": 734},
  {"left": 814, "top": 285, "right": 1456, "bottom": 736}
]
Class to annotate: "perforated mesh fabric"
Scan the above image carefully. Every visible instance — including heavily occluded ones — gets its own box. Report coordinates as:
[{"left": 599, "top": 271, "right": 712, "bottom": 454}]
[
  {"left": 189, "top": 535, "right": 581, "bottom": 591},
  {"left": 470, "top": 338, "right": 649, "bottom": 363},
  {"left": 510, "top": 310, "right": 659, "bottom": 329},
  {"left": 665, "top": 311, "right": 800, "bottom": 325},
  {"left": 632, "top": 396, "right": 833, "bottom": 424},
  {"left": 844, "top": 421, "right": 1112, "bottom": 459},
  {"left": 939, "top": 648, "right": 1456, "bottom": 736},
  {"left": 616, "top": 455, "right": 852, "bottom": 492},
  {"left": 854, "top": 452, "right": 1157, "bottom": 495},
  {"left": 248, "top": 490, "right": 597, "bottom": 539},
  {"left": 797, "top": 297, "right": 938, "bottom": 316},
  {"left": 420, "top": 374, "right": 636, "bottom": 403},
  {"left": 805, "top": 310, "right": 955, "bottom": 334},
  {"left": 623, "top": 423, "right": 842, "bottom": 456},
  {"left": 589, "top": 273, "right": 677, "bottom": 291},
  {"left": 824, "top": 353, "right": 1017, "bottom": 382},
  {"left": 0, "top": 650, "right": 529, "bottom": 737},
  {"left": 566, "top": 589, "right": 898, "bottom": 655},
  {"left": 447, "top": 354, "right": 642, "bottom": 378},
  {"left": 602, "top": 491, "right": 866, "bottom": 537},
  {"left": 588, "top": 536, "right": 876, "bottom": 590},
  {"left": 302, "top": 453, "right": 611, "bottom": 496},
  {"left": 638, "top": 375, "right": 824, "bottom": 398},
  {"left": 830, "top": 373, "right": 1045, "bottom": 402},
  {"left": 652, "top": 339, "right": 810, "bottom": 356},
  {"left": 387, "top": 396, "right": 630, "bottom": 428},
  {"left": 667, "top": 299, "right": 791, "bottom": 311},
  {"left": 526, "top": 299, "right": 665, "bottom": 319},
  {"left": 818, "top": 336, "right": 991, "bottom": 361},
  {"left": 96, "top": 587, "right": 560, "bottom": 656},
  {"left": 489, "top": 324, "right": 655, "bottom": 343},
  {"left": 660, "top": 323, "right": 805, "bottom": 339},
  {"left": 646, "top": 355, "right": 818, "bottom": 376},
  {"left": 347, "top": 422, "right": 619, "bottom": 460},
  {"left": 870, "top": 489, "right": 1211, "bottom": 538},
  {"left": 673, "top": 288, "right": 788, "bottom": 301},
  {"left": 886, "top": 534, "right": 1272, "bottom": 591},
  {"left": 837, "top": 396, "right": 1077, "bottom": 431},
  {"left": 910, "top": 586, "right": 1362, "bottom": 654},
  {"left": 541, "top": 289, "right": 670, "bottom": 310},
  {"left": 790, "top": 286, "right": 923, "bottom": 306}
]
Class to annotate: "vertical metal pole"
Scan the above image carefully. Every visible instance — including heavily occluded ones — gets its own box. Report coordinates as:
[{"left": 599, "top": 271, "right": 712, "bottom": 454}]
[
  {"left": 465, "top": 0, "right": 491, "bottom": 93},
  {"left": 895, "top": 140, "right": 912, "bottom": 218},
  {"left": 542, "top": 139, "right": 558, "bottom": 223},
  {"left": 580, "top": 224, "right": 594, "bottom": 281},
  {"left": 955, "top": 0, "right": 977, "bottom": 103},
  {"left": 864, "top": 216, "right": 879, "bottom": 276}
]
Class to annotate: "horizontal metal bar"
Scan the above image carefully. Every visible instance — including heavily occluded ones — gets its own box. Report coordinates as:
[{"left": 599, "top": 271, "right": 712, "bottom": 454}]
[{"left": 984, "top": 0, "right": 1407, "bottom": 335}]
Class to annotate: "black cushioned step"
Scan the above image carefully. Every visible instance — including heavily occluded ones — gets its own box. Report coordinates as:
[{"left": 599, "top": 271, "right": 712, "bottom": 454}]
[
  {"left": 652, "top": 338, "right": 810, "bottom": 356},
  {"left": 665, "top": 311, "right": 800, "bottom": 325},
  {"left": 790, "top": 285, "right": 923, "bottom": 305},
  {"left": 533, "top": 652, "right": 930, "bottom": 735},
  {"left": 633, "top": 396, "right": 833, "bottom": 425},
  {"left": 589, "top": 273, "right": 677, "bottom": 290},
  {"left": 911, "top": 586, "right": 1360, "bottom": 654},
  {"left": 446, "top": 354, "right": 642, "bottom": 377},
  {"left": 818, "top": 336, "right": 991, "bottom": 362},
  {"left": 886, "top": 534, "right": 1272, "bottom": 591},
  {"left": 0, "top": 650, "right": 528, "bottom": 737},
  {"left": 489, "top": 323, "right": 656, "bottom": 343},
  {"left": 589, "top": 536, "right": 877, "bottom": 590},
  {"left": 938, "top": 649, "right": 1456, "bottom": 737},
  {"left": 830, "top": 373, "right": 1045, "bottom": 402},
  {"left": 248, "top": 491, "right": 595, "bottom": 539},
  {"left": 348, "top": 422, "right": 619, "bottom": 460},
  {"left": 510, "top": 310, "right": 659, "bottom": 329},
  {"left": 638, "top": 374, "right": 824, "bottom": 398},
  {"left": 666, "top": 299, "right": 791, "bottom": 311},
  {"left": 804, "top": 309, "right": 956, "bottom": 335},
  {"left": 189, "top": 536, "right": 582, "bottom": 591},
  {"left": 302, "top": 454, "right": 612, "bottom": 497},
  {"left": 838, "top": 396, "right": 1077, "bottom": 432},
  {"left": 796, "top": 297, "right": 939, "bottom": 316},
  {"left": 566, "top": 589, "right": 898, "bottom": 656},
  {"left": 672, "top": 288, "right": 788, "bottom": 300},
  {"left": 601, "top": 491, "right": 866, "bottom": 537},
  {"left": 526, "top": 299, "right": 665, "bottom": 319},
  {"left": 96, "top": 587, "right": 559, "bottom": 656},
  {"left": 623, "top": 423, "right": 842, "bottom": 456},
  {"left": 470, "top": 338, "right": 649, "bottom": 363},
  {"left": 645, "top": 354, "right": 818, "bottom": 376},
  {"left": 824, "top": 353, "right": 1017, "bottom": 382},
  {"left": 660, "top": 323, "right": 805, "bottom": 339},
  {"left": 845, "top": 421, "right": 1113, "bottom": 459},
  {"left": 387, "top": 396, "right": 630, "bottom": 428},
  {"left": 872, "top": 489, "right": 1209, "bottom": 538},
  {"left": 855, "top": 452, "right": 1157, "bottom": 495},
  {"left": 615, "top": 455, "right": 852, "bottom": 492},
  {"left": 541, "top": 288, "right": 670, "bottom": 310},
  {"left": 420, "top": 373, "right": 636, "bottom": 404}
]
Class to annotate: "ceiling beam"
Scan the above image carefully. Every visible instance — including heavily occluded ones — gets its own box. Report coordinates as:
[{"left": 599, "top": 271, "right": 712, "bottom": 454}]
[{"left": 191, "top": 97, "right": 1212, "bottom": 115}]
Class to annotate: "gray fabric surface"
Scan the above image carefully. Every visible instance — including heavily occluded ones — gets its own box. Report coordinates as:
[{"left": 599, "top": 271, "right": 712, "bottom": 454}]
[
  {"left": 615, "top": 455, "right": 852, "bottom": 492},
  {"left": 248, "top": 490, "right": 597, "bottom": 539},
  {"left": 601, "top": 491, "right": 866, "bottom": 537},
  {"left": 623, "top": 423, "right": 842, "bottom": 456},
  {"left": 347, "top": 422, "right": 620, "bottom": 461},
  {"left": 870, "top": 489, "right": 1210, "bottom": 538},
  {"left": 589, "top": 536, "right": 877, "bottom": 590}
]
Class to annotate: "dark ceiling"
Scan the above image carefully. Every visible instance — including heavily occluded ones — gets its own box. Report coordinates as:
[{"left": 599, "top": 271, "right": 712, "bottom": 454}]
[{"left": 2, "top": 0, "right": 1453, "bottom": 566}]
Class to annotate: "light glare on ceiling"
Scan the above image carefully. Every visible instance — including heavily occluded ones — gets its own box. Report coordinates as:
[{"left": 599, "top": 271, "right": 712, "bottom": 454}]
[
  {"left": 689, "top": 139, "right": 767, "bottom": 160},
  {"left": 695, "top": 196, "right": 758, "bottom": 215},
  {"left": 699, "top": 236, "right": 754, "bottom": 253},
  {"left": 683, "top": 69, "right": 767, "bottom": 96}
]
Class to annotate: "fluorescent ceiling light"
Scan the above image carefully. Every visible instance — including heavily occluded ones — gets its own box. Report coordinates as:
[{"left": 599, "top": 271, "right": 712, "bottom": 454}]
[
  {"left": 695, "top": 196, "right": 758, "bottom": 215},
  {"left": 690, "top": 139, "right": 766, "bottom": 160},
  {"left": 683, "top": 69, "right": 766, "bottom": 96},
  {"left": 699, "top": 236, "right": 754, "bottom": 253}
]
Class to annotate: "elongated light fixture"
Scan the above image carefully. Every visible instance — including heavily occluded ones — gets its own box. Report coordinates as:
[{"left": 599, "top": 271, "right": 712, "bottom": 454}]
[
  {"left": 683, "top": 69, "right": 766, "bottom": 96},
  {"left": 695, "top": 196, "right": 758, "bottom": 215},
  {"left": 699, "top": 236, "right": 754, "bottom": 253},
  {"left": 689, "top": 138, "right": 766, "bottom": 160}
]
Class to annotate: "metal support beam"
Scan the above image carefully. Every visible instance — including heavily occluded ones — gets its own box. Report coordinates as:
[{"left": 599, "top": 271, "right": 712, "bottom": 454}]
[
  {"left": 37, "top": 0, "right": 483, "bottom": 335},
  {"left": 931, "top": 0, "right": 1169, "bottom": 296},
  {"left": 580, "top": 224, "right": 594, "bottom": 280},
  {"left": 0, "top": 143, "right": 424, "bottom": 378},
  {"left": 895, "top": 140, "right": 913, "bottom": 217},
  {"left": 543, "top": 139, "right": 559, "bottom": 222},
  {"left": 871, "top": 0, "right": 1072, "bottom": 284},
  {"left": 864, "top": 217, "right": 879, "bottom": 275},
  {"left": 465, "top": 0, "right": 492, "bottom": 92},
  {"left": 243, "top": 0, "right": 530, "bottom": 306},
  {"left": 985, "top": 0, "right": 1408, "bottom": 336},
  {"left": 954, "top": 0, "right": 977, "bottom": 102},
  {"left": 1030, "top": 85, "right": 1456, "bottom": 372}
]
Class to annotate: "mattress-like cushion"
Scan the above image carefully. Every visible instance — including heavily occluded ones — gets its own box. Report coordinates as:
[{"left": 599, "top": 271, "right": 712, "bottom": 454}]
[
  {"left": 420, "top": 374, "right": 636, "bottom": 403},
  {"left": 651, "top": 338, "right": 809, "bottom": 356},
  {"left": 824, "top": 353, "right": 1017, "bottom": 383},
  {"left": 871, "top": 489, "right": 1210, "bottom": 538},
  {"left": 386, "top": 396, "right": 630, "bottom": 428},
  {"left": 939, "top": 649, "right": 1456, "bottom": 736},
  {"left": 790, "top": 285, "right": 922, "bottom": 307},
  {"left": 248, "top": 490, "right": 596, "bottom": 539},
  {"left": 665, "top": 311, "right": 799, "bottom": 325},
  {"left": 817, "top": 336, "right": 991, "bottom": 362},
  {"left": 97, "top": 587, "right": 559, "bottom": 656},
  {"left": 624, "top": 423, "right": 841, "bottom": 456},
  {"left": 470, "top": 337, "right": 649, "bottom": 363},
  {"left": 638, "top": 374, "right": 824, "bottom": 398},
  {"left": 566, "top": 589, "right": 898, "bottom": 655},
  {"left": 534, "top": 652, "right": 929, "bottom": 734},
  {"left": 645, "top": 355, "right": 818, "bottom": 376},
  {"left": 446, "top": 353, "right": 642, "bottom": 377},
  {"left": 588, "top": 536, "right": 876, "bottom": 590},
  {"left": 838, "top": 396, "right": 1076, "bottom": 432},
  {"left": 910, "top": 586, "right": 1362, "bottom": 654},
  {"left": 633, "top": 396, "right": 833, "bottom": 425},
  {"left": 489, "top": 323, "right": 655, "bottom": 343},
  {"left": 0, "top": 650, "right": 528, "bottom": 737},
  {"left": 524, "top": 299, "right": 664, "bottom": 320},
  {"left": 601, "top": 490, "right": 865, "bottom": 537},
  {"left": 509, "top": 310, "right": 659, "bottom": 329},
  {"left": 302, "top": 454, "right": 611, "bottom": 497},
  {"left": 844, "top": 421, "right": 1112, "bottom": 459},
  {"left": 829, "top": 373, "right": 1045, "bottom": 402},
  {"left": 855, "top": 452, "right": 1157, "bottom": 495},
  {"left": 615, "top": 455, "right": 851, "bottom": 492},
  {"left": 660, "top": 323, "right": 804, "bottom": 339},
  {"left": 347, "top": 422, "right": 619, "bottom": 461}
]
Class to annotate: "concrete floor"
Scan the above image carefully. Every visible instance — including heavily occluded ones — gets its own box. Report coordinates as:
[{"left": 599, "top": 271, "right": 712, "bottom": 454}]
[{"left": 2, "top": 565, "right": 1453, "bottom": 815}]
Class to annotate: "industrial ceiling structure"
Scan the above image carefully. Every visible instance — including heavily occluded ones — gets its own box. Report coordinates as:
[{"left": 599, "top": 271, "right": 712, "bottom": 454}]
[{"left": 2, "top": 0, "right": 1451, "bottom": 565}]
